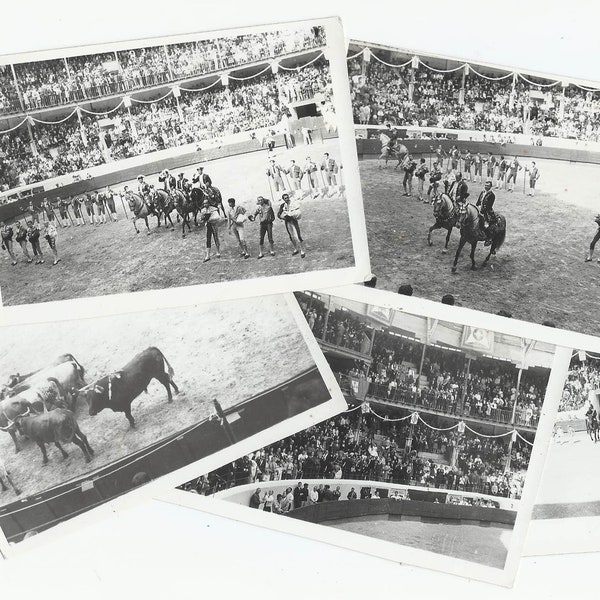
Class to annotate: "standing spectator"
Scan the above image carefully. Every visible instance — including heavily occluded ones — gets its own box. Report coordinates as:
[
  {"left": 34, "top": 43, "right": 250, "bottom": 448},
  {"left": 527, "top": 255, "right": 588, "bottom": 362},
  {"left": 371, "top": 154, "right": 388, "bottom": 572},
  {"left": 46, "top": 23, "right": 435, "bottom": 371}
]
[
  {"left": 496, "top": 156, "right": 508, "bottom": 190},
  {"left": 1, "top": 221, "right": 17, "bottom": 265},
  {"left": 266, "top": 159, "right": 287, "bottom": 193},
  {"left": 506, "top": 156, "right": 522, "bottom": 192},
  {"left": 287, "top": 159, "right": 303, "bottom": 192},
  {"left": 320, "top": 152, "right": 339, "bottom": 196},
  {"left": 525, "top": 161, "right": 540, "bottom": 197},
  {"left": 402, "top": 154, "right": 417, "bottom": 197},
  {"left": 414, "top": 158, "right": 429, "bottom": 201},
  {"left": 249, "top": 488, "right": 262, "bottom": 509},
  {"left": 200, "top": 200, "right": 222, "bottom": 263},
  {"left": 72, "top": 195, "right": 84, "bottom": 226},
  {"left": 14, "top": 221, "right": 32, "bottom": 263},
  {"left": 249, "top": 196, "right": 276, "bottom": 259},
  {"left": 43, "top": 220, "right": 61, "bottom": 265},
  {"left": 227, "top": 197, "right": 250, "bottom": 259},
  {"left": 278, "top": 193, "right": 306, "bottom": 258},
  {"left": 105, "top": 187, "right": 118, "bottom": 221},
  {"left": 27, "top": 220, "right": 44, "bottom": 264}
]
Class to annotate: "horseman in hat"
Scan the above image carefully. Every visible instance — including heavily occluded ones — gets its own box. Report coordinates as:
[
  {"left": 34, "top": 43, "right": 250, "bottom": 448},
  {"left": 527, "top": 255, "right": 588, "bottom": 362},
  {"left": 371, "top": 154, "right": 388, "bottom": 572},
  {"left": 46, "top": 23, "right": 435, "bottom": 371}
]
[
  {"left": 476, "top": 180, "right": 496, "bottom": 245},
  {"left": 447, "top": 172, "right": 469, "bottom": 207}
]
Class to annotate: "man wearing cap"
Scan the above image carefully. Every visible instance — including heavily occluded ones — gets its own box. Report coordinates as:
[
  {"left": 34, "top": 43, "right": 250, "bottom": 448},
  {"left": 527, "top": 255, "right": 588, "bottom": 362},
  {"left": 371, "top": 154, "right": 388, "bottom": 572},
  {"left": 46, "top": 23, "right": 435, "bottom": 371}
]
[
  {"left": 176, "top": 173, "right": 190, "bottom": 192},
  {"left": 158, "top": 169, "right": 177, "bottom": 194},
  {"left": 136, "top": 175, "right": 150, "bottom": 196},
  {"left": 287, "top": 159, "right": 303, "bottom": 192},
  {"left": 447, "top": 172, "right": 469, "bottom": 206},
  {"left": 266, "top": 159, "right": 286, "bottom": 193},
  {"left": 303, "top": 156, "right": 320, "bottom": 198},
  {"left": 476, "top": 180, "right": 496, "bottom": 245},
  {"left": 248, "top": 196, "right": 276, "bottom": 259},
  {"left": 192, "top": 166, "right": 212, "bottom": 191},
  {"left": 278, "top": 192, "right": 306, "bottom": 258},
  {"left": 320, "top": 152, "right": 339, "bottom": 195}
]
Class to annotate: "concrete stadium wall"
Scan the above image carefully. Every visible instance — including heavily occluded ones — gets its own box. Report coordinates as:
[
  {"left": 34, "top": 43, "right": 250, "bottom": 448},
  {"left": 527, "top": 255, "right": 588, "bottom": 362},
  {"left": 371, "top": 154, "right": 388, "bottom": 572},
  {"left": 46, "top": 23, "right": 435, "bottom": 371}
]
[
  {"left": 288, "top": 497, "right": 516, "bottom": 528},
  {"left": 214, "top": 478, "right": 518, "bottom": 511},
  {"left": 356, "top": 138, "right": 600, "bottom": 165}
]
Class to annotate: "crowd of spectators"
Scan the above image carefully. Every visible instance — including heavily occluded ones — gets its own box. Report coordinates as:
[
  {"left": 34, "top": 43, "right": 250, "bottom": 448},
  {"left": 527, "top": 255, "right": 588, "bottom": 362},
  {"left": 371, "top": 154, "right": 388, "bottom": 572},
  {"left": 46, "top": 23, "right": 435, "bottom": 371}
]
[
  {"left": 0, "top": 27, "right": 326, "bottom": 116},
  {"left": 559, "top": 357, "right": 600, "bottom": 413},
  {"left": 0, "top": 60, "right": 330, "bottom": 191},
  {"left": 349, "top": 50, "right": 600, "bottom": 142},
  {"left": 297, "top": 296, "right": 548, "bottom": 428},
  {"left": 184, "top": 410, "right": 531, "bottom": 501}
]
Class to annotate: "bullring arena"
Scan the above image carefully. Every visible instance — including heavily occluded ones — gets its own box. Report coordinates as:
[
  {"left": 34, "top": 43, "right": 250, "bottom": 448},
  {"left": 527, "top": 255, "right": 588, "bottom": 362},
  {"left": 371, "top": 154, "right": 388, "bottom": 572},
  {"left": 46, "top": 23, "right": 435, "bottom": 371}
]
[
  {"left": 0, "top": 296, "right": 328, "bottom": 542},
  {"left": 182, "top": 291, "right": 557, "bottom": 571},
  {"left": 348, "top": 40, "right": 600, "bottom": 336}
]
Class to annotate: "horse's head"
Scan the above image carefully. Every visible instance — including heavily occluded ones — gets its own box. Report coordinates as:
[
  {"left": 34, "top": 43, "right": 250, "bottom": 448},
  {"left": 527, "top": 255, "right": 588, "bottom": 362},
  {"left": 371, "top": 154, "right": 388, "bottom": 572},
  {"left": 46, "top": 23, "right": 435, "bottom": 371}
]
[{"left": 127, "top": 194, "right": 136, "bottom": 210}]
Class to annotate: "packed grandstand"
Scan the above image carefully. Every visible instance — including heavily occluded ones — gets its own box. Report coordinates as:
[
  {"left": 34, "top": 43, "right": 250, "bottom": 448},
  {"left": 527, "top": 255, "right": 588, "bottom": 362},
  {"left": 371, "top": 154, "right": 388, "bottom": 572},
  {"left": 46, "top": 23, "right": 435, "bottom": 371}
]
[
  {"left": 0, "top": 26, "right": 329, "bottom": 195},
  {"left": 347, "top": 42, "right": 600, "bottom": 142},
  {"left": 559, "top": 353, "right": 600, "bottom": 413},
  {"left": 298, "top": 292, "right": 548, "bottom": 429}
]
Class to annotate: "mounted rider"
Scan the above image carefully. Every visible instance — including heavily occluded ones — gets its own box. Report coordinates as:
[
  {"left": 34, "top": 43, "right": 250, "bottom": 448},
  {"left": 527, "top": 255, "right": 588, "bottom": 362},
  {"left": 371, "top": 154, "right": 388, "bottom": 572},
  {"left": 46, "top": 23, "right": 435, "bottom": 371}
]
[
  {"left": 476, "top": 180, "right": 496, "bottom": 246},
  {"left": 158, "top": 169, "right": 177, "bottom": 196},
  {"left": 136, "top": 175, "right": 150, "bottom": 196},
  {"left": 446, "top": 172, "right": 469, "bottom": 207}
]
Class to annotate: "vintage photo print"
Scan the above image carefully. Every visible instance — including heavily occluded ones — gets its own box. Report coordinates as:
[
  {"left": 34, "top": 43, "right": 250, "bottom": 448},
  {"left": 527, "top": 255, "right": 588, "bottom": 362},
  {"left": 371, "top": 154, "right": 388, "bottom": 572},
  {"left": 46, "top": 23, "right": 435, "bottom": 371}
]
[
  {"left": 526, "top": 348, "right": 600, "bottom": 556},
  {"left": 0, "top": 18, "right": 370, "bottom": 311},
  {"left": 347, "top": 38, "right": 600, "bottom": 341},
  {"left": 161, "top": 286, "right": 570, "bottom": 586},
  {"left": 0, "top": 292, "right": 345, "bottom": 556}
]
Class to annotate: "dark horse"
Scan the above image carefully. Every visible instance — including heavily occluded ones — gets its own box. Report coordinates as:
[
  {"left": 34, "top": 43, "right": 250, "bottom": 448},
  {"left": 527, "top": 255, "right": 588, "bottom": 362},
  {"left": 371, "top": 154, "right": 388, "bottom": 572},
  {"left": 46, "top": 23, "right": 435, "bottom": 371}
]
[
  {"left": 127, "top": 192, "right": 157, "bottom": 235},
  {"left": 451, "top": 203, "right": 506, "bottom": 273},
  {"left": 148, "top": 189, "right": 176, "bottom": 230},
  {"left": 176, "top": 189, "right": 201, "bottom": 238},
  {"left": 587, "top": 413, "right": 599, "bottom": 443},
  {"left": 427, "top": 193, "right": 458, "bottom": 254}
]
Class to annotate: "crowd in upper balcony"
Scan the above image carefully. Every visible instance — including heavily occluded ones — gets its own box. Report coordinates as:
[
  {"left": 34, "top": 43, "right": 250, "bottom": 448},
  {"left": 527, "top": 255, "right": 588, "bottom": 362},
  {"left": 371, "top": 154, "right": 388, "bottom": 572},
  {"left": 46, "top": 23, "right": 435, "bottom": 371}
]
[
  {"left": 349, "top": 50, "right": 600, "bottom": 141},
  {"left": 559, "top": 357, "right": 600, "bottom": 413}
]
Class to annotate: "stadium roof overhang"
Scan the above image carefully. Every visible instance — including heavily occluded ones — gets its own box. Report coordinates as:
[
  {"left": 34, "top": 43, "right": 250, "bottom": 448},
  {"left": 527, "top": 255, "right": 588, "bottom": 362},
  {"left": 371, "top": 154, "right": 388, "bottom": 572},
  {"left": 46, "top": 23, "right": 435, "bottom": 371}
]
[{"left": 324, "top": 294, "right": 555, "bottom": 370}]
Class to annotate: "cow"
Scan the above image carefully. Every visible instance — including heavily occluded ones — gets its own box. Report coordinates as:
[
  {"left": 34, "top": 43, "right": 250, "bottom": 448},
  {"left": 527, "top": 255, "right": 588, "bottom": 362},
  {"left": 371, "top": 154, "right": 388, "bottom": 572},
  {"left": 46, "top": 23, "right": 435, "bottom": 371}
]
[
  {"left": 7, "top": 361, "right": 86, "bottom": 402},
  {"left": 8, "top": 407, "right": 94, "bottom": 466},
  {"left": 0, "top": 396, "right": 40, "bottom": 453},
  {"left": 5, "top": 354, "right": 85, "bottom": 397},
  {"left": 76, "top": 347, "right": 179, "bottom": 429}
]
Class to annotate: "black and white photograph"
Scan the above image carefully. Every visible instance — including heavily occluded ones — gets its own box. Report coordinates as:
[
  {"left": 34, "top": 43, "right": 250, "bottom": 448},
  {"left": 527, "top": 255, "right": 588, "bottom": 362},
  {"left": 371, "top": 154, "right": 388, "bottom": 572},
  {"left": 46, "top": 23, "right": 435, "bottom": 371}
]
[
  {"left": 347, "top": 39, "right": 600, "bottom": 338},
  {"left": 0, "top": 18, "right": 369, "bottom": 308},
  {"left": 162, "top": 287, "right": 570, "bottom": 586},
  {"left": 0, "top": 292, "right": 344, "bottom": 554},
  {"left": 526, "top": 349, "right": 600, "bottom": 556}
]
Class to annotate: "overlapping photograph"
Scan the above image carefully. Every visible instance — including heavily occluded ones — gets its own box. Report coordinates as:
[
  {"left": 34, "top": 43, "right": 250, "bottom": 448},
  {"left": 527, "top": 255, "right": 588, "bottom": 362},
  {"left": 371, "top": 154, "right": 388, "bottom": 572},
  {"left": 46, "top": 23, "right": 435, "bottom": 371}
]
[
  {"left": 347, "top": 39, "right": 600, "bottom": 339},
  {"left": 162, "top": 287, "right": 570, "bottom": 586},
  {"left": 526, "top": 348, "right": 600, "bottom": 555},
  {"left": 0, "top": 19, "right": 369, "bottom": 308},
  {"left": 0, "top": 292, "right": 344, "bottom": 556}
]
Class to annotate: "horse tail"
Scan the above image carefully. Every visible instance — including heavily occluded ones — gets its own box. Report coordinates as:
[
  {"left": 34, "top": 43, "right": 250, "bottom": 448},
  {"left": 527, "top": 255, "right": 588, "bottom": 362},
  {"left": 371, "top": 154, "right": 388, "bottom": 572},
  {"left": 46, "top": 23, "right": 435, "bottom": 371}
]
[{"left": 494, "top": 215, "right": 507, "bottom": 251}]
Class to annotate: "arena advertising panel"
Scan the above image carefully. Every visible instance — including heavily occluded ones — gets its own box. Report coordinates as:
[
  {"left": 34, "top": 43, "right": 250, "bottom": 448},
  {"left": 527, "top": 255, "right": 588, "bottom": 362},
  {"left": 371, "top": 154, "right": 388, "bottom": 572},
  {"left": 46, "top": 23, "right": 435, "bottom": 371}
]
[
  {"left": 347, "top": 38, "right": 600, "bottom": 345},
  {"left": 0, "top": 292, "right": 346, "bottom": 557},
  {"left": 160, "top": 286, "right": 571, "bottom": 587},
  {"left": 526, "top": 349, "right": 600, "bottom": 556},
  {"left": 0, "top": 19, "right": 370, "bottom": 315}
]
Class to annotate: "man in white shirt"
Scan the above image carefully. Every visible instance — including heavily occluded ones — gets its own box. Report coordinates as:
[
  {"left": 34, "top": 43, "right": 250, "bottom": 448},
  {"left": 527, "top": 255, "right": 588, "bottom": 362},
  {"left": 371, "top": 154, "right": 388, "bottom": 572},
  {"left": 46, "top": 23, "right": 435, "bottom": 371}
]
[{"left": 278, "top": 193, "right": 306, "bottom": 258}]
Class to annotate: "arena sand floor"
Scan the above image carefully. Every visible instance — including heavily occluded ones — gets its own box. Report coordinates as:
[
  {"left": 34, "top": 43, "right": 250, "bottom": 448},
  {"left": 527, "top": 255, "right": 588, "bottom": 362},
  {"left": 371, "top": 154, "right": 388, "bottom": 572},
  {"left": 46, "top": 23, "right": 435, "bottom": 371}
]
[
  {"left": 0, "top": 296, "right": 315, "bottom": 506},
  {"left": 534, "top": 429, "right": 600, "bottom": 518},
  {"left": 0, "top": 139, "right": 353, "bottom": 306},
  {"left": 328, "top": 515, "right": 511, "bottom": 569},
  {"left": 361, "top": 155, "right": 600, "bottom": 335}
]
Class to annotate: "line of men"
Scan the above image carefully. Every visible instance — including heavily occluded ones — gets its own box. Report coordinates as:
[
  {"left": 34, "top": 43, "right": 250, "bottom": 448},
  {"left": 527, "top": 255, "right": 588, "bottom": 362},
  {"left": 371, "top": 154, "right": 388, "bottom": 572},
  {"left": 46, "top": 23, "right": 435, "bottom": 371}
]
[{"left": 266, "top": 152, "right": 343, "bottom": 199}]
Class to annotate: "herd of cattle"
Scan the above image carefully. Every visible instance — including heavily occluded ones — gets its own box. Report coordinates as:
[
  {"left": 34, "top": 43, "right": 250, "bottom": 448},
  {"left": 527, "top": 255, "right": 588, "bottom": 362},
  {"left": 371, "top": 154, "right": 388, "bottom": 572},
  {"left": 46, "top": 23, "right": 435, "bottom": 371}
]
[{"left": 0, "top": 347, "right": 179, "bottom": 470}]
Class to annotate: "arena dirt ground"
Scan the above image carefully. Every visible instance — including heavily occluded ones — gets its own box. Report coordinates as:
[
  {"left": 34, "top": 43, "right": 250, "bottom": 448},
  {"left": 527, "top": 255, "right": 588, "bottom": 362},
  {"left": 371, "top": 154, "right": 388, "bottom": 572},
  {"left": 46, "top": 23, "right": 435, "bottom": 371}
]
[
  {"left": 0, "top": 296, "right": 317, "bottom": 506},
  {"left": 360, "top": 155, "right": 600, "bottom": 336},
  {"left": 328, "top": 515, "right": 511, "bottom": 569},
  {"left": 534, "top": 430, "right": 600, "bottom": 513},
  {"left": 0, "top": 139, "right": 354, "bottom": 306}
]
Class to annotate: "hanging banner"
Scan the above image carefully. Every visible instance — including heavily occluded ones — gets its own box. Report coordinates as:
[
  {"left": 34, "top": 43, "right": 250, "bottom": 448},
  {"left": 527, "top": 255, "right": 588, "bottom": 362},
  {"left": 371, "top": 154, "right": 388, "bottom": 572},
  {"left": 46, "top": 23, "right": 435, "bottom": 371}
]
[
  {"left": 363, "top": 48, "right": 371, "bottom": 63},
  {"left": 579, "top": 350, "right": 587, "bottom": 362},
  {"left": 271, "top": 61, "right": 279, "bottom": 75},
  {"left": 461, "top": 325, "right": 494, "bottom": 354},
  {"left": 366, "top": 304, "right": 393, "bottom": 326},
  {"left": 361, "top": 400, "right": 370, "bottom": 414},
  {"left": 457, "top": 420, "right": 466, "bottom": 434},
  {"left": 411, "top": 55, "right": 419, "bottom": 69},
  {"left": 221, "top": 73, "right": 229, "bottom": 86},
  {"left": 410, "top": 411, "right": 419, "bottom": 425},
  {"left": 123, "top": 96, "right": 132, "bottom": 108}
]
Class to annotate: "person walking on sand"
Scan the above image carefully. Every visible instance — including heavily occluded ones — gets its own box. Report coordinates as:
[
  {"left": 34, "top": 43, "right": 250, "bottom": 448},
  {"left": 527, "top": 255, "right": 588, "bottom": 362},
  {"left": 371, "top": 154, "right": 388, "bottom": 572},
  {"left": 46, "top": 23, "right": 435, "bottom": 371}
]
[
  {"left": 278, "top": 193, "right": 306, "bottom": 258},
  {"left": 27, "top": 220, "right": 44, "bottom": 264},
  {"left": 227, "top": 197, "right": 250, "bottom": 259},
  {"left": 14, "top": 221, "right": 32, "bottom": 263},
  {"left": 44, "top": 221, "right": 61, "bottom": 265},
  {"left": 1, "top": 221, "right": 18, "bottom": 265},
  {"left": 248, "top": 196, "right": 276, "bottom": 259}
]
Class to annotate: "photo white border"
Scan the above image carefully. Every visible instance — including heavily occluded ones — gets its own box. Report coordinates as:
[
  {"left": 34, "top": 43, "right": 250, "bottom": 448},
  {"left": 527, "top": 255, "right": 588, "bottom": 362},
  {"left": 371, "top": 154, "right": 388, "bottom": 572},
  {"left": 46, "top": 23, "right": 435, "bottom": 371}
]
[
  {"left": 157, "top": 284, "right": 572, "bottom": 587},
  {"left": 0, "top": 291, "right": 347, "bottom": 558},
  {"left": 0, "top": 16, "right": 371, "bottom": 315}
]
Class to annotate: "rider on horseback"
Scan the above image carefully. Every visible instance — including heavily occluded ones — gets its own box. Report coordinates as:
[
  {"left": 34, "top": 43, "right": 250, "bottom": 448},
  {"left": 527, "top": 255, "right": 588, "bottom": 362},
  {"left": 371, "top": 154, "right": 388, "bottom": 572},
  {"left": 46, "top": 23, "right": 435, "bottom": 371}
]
[
  {"left": 476, "top": 180, "right": 496, "bottom": 246},
  {"left": 447, "top": 172, "right": 469, "bottom": 207}
]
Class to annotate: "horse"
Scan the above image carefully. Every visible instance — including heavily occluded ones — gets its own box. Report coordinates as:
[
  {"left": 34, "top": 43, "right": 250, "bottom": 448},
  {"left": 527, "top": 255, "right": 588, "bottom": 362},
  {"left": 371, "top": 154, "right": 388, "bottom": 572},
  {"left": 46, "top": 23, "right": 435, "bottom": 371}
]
[
  {"left": 427, "top": 193, "right": 458, "bottom": 254},
  {"left": 451, "top": 203, "right": 506, "bottom": 273},
  {"left": 202, "top": 185, "right": 226, "bottom": 218},
  {"left": 149, "top": 189, "right": 176, "bottom": 230},
  {"left": 175, "top": 189, "right": 200, "bottom": 238},
  {"left": 587, "top": 413, "right": 599, "bottom": 443},
  {"left": 127, "top": 192, "right": 156, "bottom": 235}
]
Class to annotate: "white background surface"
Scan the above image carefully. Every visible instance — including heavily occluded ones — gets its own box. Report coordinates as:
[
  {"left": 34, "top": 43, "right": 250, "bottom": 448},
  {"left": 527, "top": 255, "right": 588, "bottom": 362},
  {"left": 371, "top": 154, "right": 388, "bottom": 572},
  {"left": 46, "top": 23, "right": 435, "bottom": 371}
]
[{"left": 1, "top": 0, "right": 599, "bottom": 596}]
